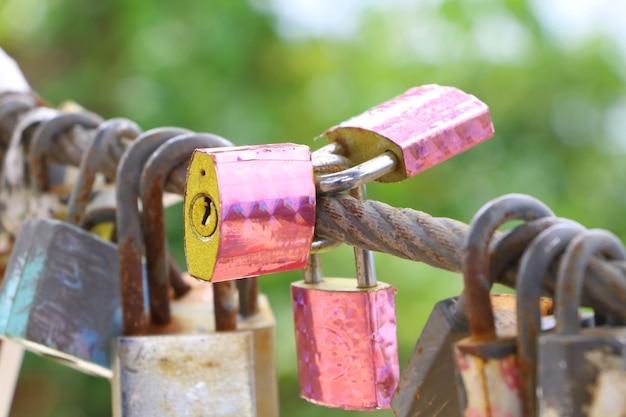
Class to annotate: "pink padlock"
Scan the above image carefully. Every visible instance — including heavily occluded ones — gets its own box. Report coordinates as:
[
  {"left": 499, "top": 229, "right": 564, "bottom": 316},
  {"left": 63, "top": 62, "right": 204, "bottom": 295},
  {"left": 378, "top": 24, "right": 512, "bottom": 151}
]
[
  {"left": 291, "top": 185, "right": 399, "bottom": 411},
  {"left": 324, "top": 84, "right": 494, "bottom": 183},
  {"left": 184, "top": 143, "right": 316, "bottom": 282}
]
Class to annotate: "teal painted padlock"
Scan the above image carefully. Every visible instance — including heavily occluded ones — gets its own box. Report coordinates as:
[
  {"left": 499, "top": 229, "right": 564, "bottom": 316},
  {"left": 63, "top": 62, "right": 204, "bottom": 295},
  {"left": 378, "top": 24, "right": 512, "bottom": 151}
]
[{"left": 0, "top": 125, "right": 190, "bottom": 377}]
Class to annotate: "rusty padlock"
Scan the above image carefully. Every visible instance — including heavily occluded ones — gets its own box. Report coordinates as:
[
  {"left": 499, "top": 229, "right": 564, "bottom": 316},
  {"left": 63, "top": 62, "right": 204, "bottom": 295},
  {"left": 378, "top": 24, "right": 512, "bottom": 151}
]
[
  {"left": 184, "top": 143, "right": 316, "bottom": 282},
  {"left": 26, "top": 109, "right": 102, "bottom": 221},
  {"left": 0, "top": 107, "right": 57, "bottom": 235},
  {"left": 454, "top": 193, "right": 555, "bottom": 417},
  {"left": 0, "top": 126, "right": 193, "bottom": 377},
  {"left": 392, "top": 217, "right": 561, "bottom": 417},
  {"left": 538, "top": 229, "right": 626, "bottom": 417},
  {"left": 0, "top": 119, "right": 137, "bottom": 376},
  {"left": 515, "top": 221, "right": 585, "bottom": 416},
  {"left": 140, "top": 134, "right": 278, "bottom": 416},
  {"left": 112, "top": 132, "right": 259, "bottom": 417},
  {"left": 321, "top": 84, "right": 494, "bottom": 184}
]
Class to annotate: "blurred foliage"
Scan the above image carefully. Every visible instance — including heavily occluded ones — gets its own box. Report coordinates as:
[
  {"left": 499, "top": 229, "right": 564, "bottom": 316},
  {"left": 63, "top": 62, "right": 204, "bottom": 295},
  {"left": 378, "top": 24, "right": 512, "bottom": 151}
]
[{"left": 1, "top": 0, "right": 626, "bottom": 415}]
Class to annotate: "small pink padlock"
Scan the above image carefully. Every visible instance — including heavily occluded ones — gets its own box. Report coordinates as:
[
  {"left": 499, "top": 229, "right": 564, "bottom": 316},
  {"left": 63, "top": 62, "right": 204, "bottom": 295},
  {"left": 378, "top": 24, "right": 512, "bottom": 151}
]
[
  {"left": 291, "top": 184, "right": 399, "bottom": 411},
  {"left": 184, "top": 143, "right": 316, "bottom": 282},
  {"left": 324, "top": 84, "right": 494, "bottom": 183}
]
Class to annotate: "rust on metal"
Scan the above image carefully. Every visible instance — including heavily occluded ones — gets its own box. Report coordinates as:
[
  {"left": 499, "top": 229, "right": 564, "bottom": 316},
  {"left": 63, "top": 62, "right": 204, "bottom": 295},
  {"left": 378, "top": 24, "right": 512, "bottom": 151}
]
[
  {"left": 515, "top": 222, "right": 584, "bottom": 417},
  {"left": 139, "top": 132, "right": 233, "bottom": 326},
  {"left": 119, "top": 237, "right": 147, "bottom": 336},
  {"left": 213, "top": 281, "right": 237, "bottom": 331},
  {"left": 168, "top": 255, "right": 191, "bottom": 299},
  {"left": 556, "top": 230, "right": 626, "bottom": 334},
  {"left": 28, "top": 111, "right": 102, "bottom": 193},
  {"left": 116, "top": 127, "right": 190, "bottom": 335},
  {"left": 237, "top": 278, "right": 259, "bottom": 317},
  {"left": 463, "top": 194, "right": 554, "bottom": 341},
  {"left": 65, "top": 118, "right": 141, "bottom": 225}
]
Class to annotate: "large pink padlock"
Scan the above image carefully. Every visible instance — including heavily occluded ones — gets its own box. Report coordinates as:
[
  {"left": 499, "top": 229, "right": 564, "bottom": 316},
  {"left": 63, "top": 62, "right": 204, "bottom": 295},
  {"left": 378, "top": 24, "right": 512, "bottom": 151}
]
[
  {"left": 184, "top": 143, "right": 316, "bottom": 282},
  {"left": 291, "top": 198, "right": 399, "bottom": 410},
  {"left": 324, "top": 84, "right": 494, "bottom": 183}
]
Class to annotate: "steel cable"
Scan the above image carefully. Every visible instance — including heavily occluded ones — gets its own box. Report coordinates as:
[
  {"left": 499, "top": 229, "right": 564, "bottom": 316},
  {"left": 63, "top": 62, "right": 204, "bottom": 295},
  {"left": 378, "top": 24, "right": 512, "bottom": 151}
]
[
  {"left": 316, "top": 194, "right": 626, "bottom": 319},
  {"left": 4, "top": 99, "right": 626, "bottom": 319}
]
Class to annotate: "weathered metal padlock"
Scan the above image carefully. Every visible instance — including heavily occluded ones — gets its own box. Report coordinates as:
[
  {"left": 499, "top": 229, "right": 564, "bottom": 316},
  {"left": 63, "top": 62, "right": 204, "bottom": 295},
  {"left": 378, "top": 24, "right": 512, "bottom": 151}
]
[
  {"left": 322, "top": 84, "right": 494, "bottom": 183},
  {"left": 454, "top": 193, "right": 554, "bottom": 417},
  {"left": 392, "top": 217, "right": 560, "bottom": 417},
  {"left": 588, "top": 368, "right": 626, "bottom": 417},
  {"left": 115, "top": 126, "right": 191, "bottom": 334},
  {"left": 26, "top": 109, "right": 102, "bottom": 224},
  {"left": 139, "top": 133, "right": 278, "bottom": 417},
  {"left": 0, "top": 107, "right": 57, "bottom": 235},
  {"left": 184, "top": 143, "right": 316, "bottom": 282},
  {"left": 538, "top": 229, "right": 626, "bottom": 417},
  {"left": 0, "top": 120, "right": 136, "bottom": 377},
  {"left": 291, "top": 186, "right": 398, "bottom": 410},
  {"left": 515, "top": 221, "right": 585, "bottom": 416},
  {"left": 112, "top": 132, "right": 259, "bottom": 417}
]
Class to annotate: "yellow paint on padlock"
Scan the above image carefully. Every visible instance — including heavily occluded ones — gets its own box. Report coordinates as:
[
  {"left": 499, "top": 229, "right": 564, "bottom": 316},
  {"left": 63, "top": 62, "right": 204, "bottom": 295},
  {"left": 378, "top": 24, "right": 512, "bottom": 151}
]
[
  {"left": 89, "top": 221, "right": 116, "bottom": 242},
  {"left": 184, "top": 144, "right": 315, "bottom": 282}
]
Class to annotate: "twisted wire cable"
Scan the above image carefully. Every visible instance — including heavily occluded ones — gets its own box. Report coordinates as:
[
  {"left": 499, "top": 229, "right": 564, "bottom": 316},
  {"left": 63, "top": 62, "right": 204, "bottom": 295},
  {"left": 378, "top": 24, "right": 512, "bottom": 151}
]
[{"left": 3, "top": 96, "right": 626, "bottom": 319}]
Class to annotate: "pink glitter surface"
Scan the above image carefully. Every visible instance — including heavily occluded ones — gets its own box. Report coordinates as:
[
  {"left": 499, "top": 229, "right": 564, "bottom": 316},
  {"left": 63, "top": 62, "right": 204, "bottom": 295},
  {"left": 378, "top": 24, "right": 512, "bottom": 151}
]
[
  {"left": 326, "top": 84, "right": 494, "bottom": 179},
  {"left": 291, "top": 280, "right": 399, "bottom": 410},
  {"left": 206, "top": 144, "right": 315, "bottom": 281}
]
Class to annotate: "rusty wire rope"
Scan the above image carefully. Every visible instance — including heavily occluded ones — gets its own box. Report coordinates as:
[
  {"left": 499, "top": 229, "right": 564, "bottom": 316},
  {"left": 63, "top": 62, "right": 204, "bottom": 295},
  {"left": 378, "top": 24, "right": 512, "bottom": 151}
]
[{"left": 3, "top": 98, "right": 626, "bottom": 320}]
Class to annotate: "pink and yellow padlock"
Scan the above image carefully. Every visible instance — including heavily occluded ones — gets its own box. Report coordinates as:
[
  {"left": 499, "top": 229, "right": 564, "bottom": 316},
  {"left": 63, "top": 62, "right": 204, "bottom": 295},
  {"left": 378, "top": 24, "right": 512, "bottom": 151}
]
[{"left": 183, "top": 84, "right": 494, "bottom": 410}]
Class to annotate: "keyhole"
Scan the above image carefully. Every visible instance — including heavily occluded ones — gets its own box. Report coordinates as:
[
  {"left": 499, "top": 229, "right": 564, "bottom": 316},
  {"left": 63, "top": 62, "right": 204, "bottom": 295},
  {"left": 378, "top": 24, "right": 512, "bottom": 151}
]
[
  {"left": 201, "top": 196, "right": 212, "bottom": 226},
  {"left": 190, "top": 194, "right": 218, "bottom": 238}
]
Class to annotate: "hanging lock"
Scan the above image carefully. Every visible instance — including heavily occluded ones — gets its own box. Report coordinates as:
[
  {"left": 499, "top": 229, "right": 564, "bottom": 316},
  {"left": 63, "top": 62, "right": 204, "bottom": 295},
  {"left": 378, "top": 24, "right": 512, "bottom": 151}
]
[
  {"left": 139, "top": 134, "right": 278, "bottom": 417},
  {"left": 26, "top": 109, "right": 103, "bottom": 224},
  {"left": 140, "top": 134, "right": 278, "bottom": 417},
  {"left": 454, "top": 194, "right": 554, "bottom": 417},
  {"left": 291, "top": 153, "right": 398, "bottom": 410},
  {"left": 392, "top": 217, "right": 560, "bottom": 417},
  {"left": 538, "top": 229, "right": 626, "bottom": 417},
  {"left": 0, "top": 119, "right": 140, "bottom": 376},
  {"left": 0, "top": 107, "right": 58, "bottom": 236},
  {"left": 515, "top": 221, "right": 586, "bottom": 417},
  {"left": 184, "top": 143, "right": 316, "bottom": 282},
  {"left": 321, "top": 84, "right": 494, "bottom": 184},
  {"left": 112, "top": 132, "right": 260, "bottom": 417}
]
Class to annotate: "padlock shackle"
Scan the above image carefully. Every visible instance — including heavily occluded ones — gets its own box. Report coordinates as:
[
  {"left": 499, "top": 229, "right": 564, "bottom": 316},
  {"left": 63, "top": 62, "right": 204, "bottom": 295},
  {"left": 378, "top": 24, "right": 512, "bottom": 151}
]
[
  {"left": 116, "top": 127, "right": 191, "bottom": 336},
  {"left": 310, "top": 151, "right": 377, "bottom": 288},
  {"left": 315, "top": 152, "right": 396, "bottom": 195},
  {"left": 454, "top": 217, "right": 562, "bottom": 326},
  {"left": 515, "top": 221, "right": 585, "bottom": 417},
  {"left": 28, "top": 111, "right": 102, "bottom": 193},
  {"left": 1, "top": 107, "right": 56, "bottom": 185},
  {"left": 65, "top": 118, "right": 141, "bottom": 226},
  {"left": 463, "top": 193, "right": 554, "bottom": 340},
  {"left": 555, "top": 229, "right": 626, "bottom": 335},
  {"left": 138, "top": 132, "right": 233, "bottom": 327},
  {"left": 0, "top": 93, "right": 35, "bottom": 138}
]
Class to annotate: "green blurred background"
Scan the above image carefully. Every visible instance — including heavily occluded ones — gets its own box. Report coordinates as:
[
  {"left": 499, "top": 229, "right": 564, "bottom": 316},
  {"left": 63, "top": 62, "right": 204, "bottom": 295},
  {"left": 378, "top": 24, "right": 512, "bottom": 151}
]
[{"left": 1, "top": 0, "right": 626, "bottom": 415}]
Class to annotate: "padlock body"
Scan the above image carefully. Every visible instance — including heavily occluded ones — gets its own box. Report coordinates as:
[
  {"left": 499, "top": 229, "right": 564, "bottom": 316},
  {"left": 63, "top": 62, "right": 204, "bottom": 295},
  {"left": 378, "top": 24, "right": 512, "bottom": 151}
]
[
  {"left": 184, "top": 143, "right": 316, "bottom": 282},
  {"left": 454, "top": 336, "right": 521, "bottom": 417},
  {"left": 0, "top": 218, "right": 122, "bottom": 377},
  {"left": 148, "top": 278, "right": 279, "bottom": 417},
  {"left": 112, "top": 332, "right": 256, "bottom": 417},
  {"left": 325, "top": 84, "right": 494, "bottom": 182},
  {"left": 291, "top": 278, "right": 399, "bottom": 410},
  {"left": 538, "top": 328, "right": 626, "bottom": 417},
  {"left": 392, "top": 294, "right": 551, "bottom": 417}
]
